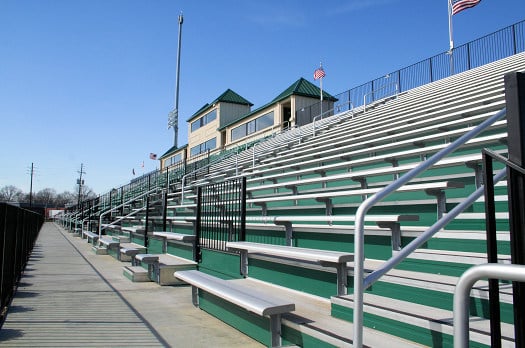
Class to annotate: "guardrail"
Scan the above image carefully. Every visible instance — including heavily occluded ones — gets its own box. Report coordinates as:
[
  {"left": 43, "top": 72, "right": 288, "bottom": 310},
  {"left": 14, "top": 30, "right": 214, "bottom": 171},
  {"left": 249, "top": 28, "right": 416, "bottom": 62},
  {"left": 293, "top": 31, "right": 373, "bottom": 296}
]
[
  {"left": 0, "top": 203, "right": 44, "bottom": 327},
  {"left": 298, "top": 19, "right": 525, "bottom": 123}
]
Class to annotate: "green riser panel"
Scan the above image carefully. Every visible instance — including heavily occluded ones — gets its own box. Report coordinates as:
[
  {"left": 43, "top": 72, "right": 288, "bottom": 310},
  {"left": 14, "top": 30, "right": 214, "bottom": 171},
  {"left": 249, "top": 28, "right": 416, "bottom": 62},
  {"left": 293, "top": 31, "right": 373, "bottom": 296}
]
[
  {"left": 148, "top": 238, "right": 164, "bottom": 254},
  {"left": 424, "top": 238, "right": 510, "bottom": 255},
  {"left": 364, "top": 281, "right": 514, "bottom": 324},
  {"left": 199, "top": 291, "right": 337, "bottom": 347},
  {"left": 199, "top": 249, "right": 243, "bottom": 280},
  {"left": 131, "top": 235, "right": 145, "bottom": 246},
  {"left": 281, "top": 326, "right": 338, "bottom": 348},
  {"left": 107, "top": 248, "right": 119, "bottom": 260},
  {"left": 249, "top": 258, "right": 338, "bottom": 298},
  {"left": 331, "top": 303, "right": 489, "bottom": 348},
  {"left": 167, "top": 242, "right": 194, "bottom": 260},
  {"left": 198, "top": 291, "right": 272, "bottom": 347},
  {"left": 397, "top": 258, "right": 473, "bottom": 277}
]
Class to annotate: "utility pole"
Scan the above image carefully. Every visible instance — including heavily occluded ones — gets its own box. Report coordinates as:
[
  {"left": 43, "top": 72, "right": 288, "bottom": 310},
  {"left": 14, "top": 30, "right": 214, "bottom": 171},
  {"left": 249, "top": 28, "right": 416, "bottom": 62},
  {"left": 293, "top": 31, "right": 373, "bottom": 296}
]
[
  {"left": 168, "top": 12, "right": 183, "bottom": 147},
  {"left": 77, "top": 163, "right": 86, "bottom": 207},
  {"left": 29, "top": 162, "right": 34, "bottom": 207}
]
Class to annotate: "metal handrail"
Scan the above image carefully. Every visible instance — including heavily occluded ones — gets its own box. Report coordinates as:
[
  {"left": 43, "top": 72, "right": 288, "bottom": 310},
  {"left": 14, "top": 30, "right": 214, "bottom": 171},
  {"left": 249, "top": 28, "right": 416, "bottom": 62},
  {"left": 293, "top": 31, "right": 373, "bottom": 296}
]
[
  {"left": 363, "top": 81, "right": 399, "bottom": 112},
  {"left": 312, "top": 101, "right": 355, "bottom": 137},
  {"left": 352, "top": 107, "right": 507, "bottom": 348},
  {"left": 365, "top": 168, "right": 506, "bottom": 288},
  {"left": 97, "top": 187, "right": 159, "bottom": 240},
  {"left": 453, "top": 264, "right": 525, "bottom": 348}
]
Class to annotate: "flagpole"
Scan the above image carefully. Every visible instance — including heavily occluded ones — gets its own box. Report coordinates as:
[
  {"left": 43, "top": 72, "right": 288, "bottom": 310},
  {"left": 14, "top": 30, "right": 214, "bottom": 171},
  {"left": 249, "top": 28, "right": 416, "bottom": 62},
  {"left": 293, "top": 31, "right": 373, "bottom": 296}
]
[
  {"left": 319, "top": 62, "right": 323, "bottom": 118},
  {"left": 447, "top": 0, "right": 455, "bottom": 75},
  {"left": 448, "top": 0, "right": 454, "bottom": 52}
]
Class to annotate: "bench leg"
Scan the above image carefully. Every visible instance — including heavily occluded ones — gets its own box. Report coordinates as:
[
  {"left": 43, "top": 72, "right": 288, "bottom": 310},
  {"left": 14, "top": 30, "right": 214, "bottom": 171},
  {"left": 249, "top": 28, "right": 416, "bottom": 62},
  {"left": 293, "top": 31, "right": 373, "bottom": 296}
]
[
  {"left": 191, "top": 286, "right": 199, "bottom": 307},
  {"left": 377, "top": 222, "right": 401, "bottom": 254},
  {"left": 269, "top": 314, "right": 282, "bottom": 348},
  {"left": 336, "top": 263, "right": 348, "bottom": 296},
  {"left": 240, "top": 251, "right": 248, "bottom": 276}
]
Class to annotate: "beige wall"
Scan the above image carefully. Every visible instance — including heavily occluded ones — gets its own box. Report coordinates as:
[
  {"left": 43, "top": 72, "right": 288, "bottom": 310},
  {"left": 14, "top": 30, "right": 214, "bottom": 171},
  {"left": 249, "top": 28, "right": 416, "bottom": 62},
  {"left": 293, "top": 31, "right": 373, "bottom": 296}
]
[
  {"left": 224, "top": 104, "right": 280, "bottom": 147},
  {"left": 187, "top": 107, "right": 219, "bottom": 156},
  {"left": 160, "top": 148, "right": 186, "bottom": 170}
]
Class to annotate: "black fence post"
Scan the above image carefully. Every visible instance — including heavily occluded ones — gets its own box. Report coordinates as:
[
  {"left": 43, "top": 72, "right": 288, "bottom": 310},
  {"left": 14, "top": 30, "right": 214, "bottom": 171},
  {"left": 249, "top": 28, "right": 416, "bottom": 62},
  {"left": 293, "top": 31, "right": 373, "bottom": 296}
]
[
  {"left": 504, "top": 71, "right": 525, "bottom": 348},
  {"left": 194, "top": 187, "right": 202, "bottom": 263},
  {"left": 482, "top": 150, "right": 502, "bottom": 348},
  {"left": 240, "top": 177, "right": 247, "bottom": 242},
  {"left": 162, "top": 191, "right": 168, "bottom": 232}
]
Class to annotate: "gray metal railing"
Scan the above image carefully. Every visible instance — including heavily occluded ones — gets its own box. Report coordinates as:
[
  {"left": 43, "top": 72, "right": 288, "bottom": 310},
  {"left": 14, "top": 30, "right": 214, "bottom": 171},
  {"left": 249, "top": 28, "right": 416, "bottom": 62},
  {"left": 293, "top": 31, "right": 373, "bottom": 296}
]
[
  {"left": 97, "top": 186, "right": 159, "bottom": 241},
  {"left": 351, "top": 108, "right": 507, "bottom": 347},
  {"left": 453, "top": 264, "right": 525, "bottom": 348}
]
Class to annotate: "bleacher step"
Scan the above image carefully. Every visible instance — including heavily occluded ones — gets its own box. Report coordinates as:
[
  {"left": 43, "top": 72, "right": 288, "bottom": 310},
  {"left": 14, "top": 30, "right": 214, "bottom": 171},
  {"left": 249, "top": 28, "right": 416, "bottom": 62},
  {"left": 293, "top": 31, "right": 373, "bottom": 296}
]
[
  {"left": 91, "top": 245, "right": 107, "bottom": 255},
  {"left": 154, "top": 254, "right": 197, "bottom": 285},
  {"left": 331, "top": 292, "right": 515, "bottom": 347},
  {"left": 234, "top": 278, "right": 425, "bottom": 347},
  {"left": 123, "top": 265, "right": 150, "bottom": 282}
]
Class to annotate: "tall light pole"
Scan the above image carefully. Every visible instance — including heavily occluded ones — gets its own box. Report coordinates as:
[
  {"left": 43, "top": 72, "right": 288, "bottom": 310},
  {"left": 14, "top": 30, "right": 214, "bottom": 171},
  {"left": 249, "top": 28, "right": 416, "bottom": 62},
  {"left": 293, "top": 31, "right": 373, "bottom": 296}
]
[
  {"left": 77, "top": 163, "right": 86, "bottom": 207},
  {"left": 168, "top": 12, "right": 183, "bottom": 147}
]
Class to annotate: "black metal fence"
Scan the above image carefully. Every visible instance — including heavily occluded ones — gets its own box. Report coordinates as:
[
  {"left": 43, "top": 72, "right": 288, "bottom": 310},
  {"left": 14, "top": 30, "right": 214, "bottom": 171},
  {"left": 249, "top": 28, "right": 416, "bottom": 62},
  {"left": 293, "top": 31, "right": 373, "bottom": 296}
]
[
  {"left": 298, "top": 19, "right": 525, "bottom": 122},
  {"left": 0, "top": 203, "right": 44, "bottom": 326},
  {"left": 195, "top": 177, "right": 246, "bottom": 262}
]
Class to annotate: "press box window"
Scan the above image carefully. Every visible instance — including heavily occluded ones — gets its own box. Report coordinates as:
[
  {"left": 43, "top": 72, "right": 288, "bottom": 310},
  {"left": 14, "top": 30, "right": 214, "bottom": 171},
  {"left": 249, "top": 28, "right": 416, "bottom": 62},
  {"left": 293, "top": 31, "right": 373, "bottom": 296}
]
[
  {"left": 231, "top": 111, "right": 274, "bottom": 141},
  {"left": 191, "top": 109, "right": 217, "bottom": 132},
  {"left": 190, "top": 137, "right": 217, "bottom": 157}
]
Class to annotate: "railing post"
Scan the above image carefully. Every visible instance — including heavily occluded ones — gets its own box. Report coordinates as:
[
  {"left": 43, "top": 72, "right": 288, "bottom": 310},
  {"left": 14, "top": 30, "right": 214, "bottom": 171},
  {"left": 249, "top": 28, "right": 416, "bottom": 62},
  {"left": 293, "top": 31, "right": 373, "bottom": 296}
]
[
  {"left": 504, "top": 71, "right": 525, "bottom": 348},
  {"left": 194, "top": 187, "right": 202, "bottom": 263},
  {"left": 240, "top": 177, "right": 247, "bottom": 242},
  {"left": 481, "top": 151, "right": 502, "bottom": 348},
  {"left": 162, "top": 190, "right": 168, "bottom": 232}
]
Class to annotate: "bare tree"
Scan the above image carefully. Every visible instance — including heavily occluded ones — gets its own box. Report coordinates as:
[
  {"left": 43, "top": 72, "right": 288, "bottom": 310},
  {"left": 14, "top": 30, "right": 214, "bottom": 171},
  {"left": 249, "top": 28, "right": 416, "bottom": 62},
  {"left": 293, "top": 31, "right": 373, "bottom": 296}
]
[
  {"left": 55, "top": 191, "right": 77, "bottom": 207},
  {"left": 34, "top": 188, "right": 57, "bottom": 207},
  {"left": 79, "top": 185, "right": 97, "bottom": 201},
  {"left": 0, "top": 185, "right": 24, "bottom": 202}
]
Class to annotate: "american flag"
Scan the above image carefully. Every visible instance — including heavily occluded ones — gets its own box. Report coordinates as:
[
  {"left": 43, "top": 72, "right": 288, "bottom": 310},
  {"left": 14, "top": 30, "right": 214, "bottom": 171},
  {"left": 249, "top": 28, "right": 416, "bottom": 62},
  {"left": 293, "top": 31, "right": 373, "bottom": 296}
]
[
  {"left": 451, "top": 0, "right": 481, "bottom": 15},
  {"left": 149, "top": 153, "right": 157, "bottom": 160},
  {"left": 314, "top": 67, "right": 326, "bottom": 80}
]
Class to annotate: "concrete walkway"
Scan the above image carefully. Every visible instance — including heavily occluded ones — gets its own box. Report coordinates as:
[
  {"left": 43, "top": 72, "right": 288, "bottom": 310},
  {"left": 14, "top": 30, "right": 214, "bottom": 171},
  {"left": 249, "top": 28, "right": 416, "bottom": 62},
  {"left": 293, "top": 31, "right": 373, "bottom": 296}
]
[{"left": 0, "top": 222, "right": 263, "bottom": 347}]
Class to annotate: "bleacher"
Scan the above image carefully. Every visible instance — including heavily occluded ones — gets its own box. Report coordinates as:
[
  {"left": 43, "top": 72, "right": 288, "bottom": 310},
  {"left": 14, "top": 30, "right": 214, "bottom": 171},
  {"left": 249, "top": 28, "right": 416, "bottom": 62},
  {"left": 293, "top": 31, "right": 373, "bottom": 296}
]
[{"left": 56, "top": 39, "right": 525, "bottom": 347}]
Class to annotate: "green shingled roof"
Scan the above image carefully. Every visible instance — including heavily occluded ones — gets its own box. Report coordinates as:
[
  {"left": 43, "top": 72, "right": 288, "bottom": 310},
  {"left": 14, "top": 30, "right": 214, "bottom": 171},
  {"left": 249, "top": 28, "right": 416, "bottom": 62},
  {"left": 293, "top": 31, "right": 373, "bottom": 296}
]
[
  {"left": 272, "top": 77, "right": 338, "bottom": 103},
  {"left": 187, "top": 89, "right": 253, "bottom": 122},
  {"left": 159, "top": 144, "right": 187, "bottom": 159},
  {"left": 218, "top": 77, "right": 337, "bottom": 130}
]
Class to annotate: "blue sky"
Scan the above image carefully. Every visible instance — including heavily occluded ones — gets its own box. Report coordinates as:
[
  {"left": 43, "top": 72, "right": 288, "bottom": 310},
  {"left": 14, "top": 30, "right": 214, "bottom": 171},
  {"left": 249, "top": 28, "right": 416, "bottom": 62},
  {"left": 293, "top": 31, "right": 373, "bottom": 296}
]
[{"left": 1, "top": 0, "right": 524, "bottom": 195}]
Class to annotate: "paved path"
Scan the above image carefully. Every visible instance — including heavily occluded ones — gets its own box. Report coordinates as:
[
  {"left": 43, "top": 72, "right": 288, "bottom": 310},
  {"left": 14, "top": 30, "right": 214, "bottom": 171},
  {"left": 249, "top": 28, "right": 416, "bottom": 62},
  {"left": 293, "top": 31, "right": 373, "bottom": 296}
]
[{"left": 0, "top": 222, "right": 263, "bottom": 347}]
